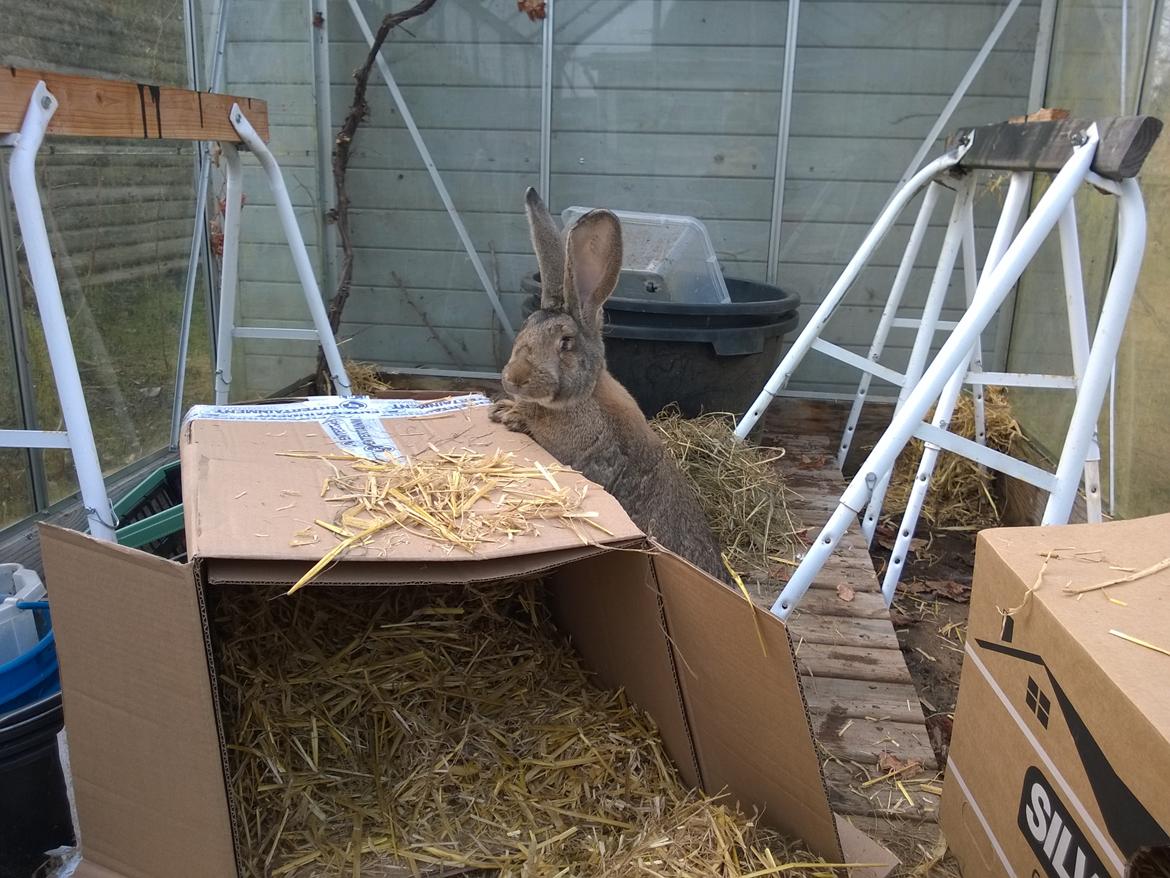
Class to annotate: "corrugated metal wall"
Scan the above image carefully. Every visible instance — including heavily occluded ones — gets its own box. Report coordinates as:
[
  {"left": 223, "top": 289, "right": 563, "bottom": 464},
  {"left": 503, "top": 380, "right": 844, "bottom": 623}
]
[{"left": 217, "top": 0, "right": 1041, "bottom": 399}]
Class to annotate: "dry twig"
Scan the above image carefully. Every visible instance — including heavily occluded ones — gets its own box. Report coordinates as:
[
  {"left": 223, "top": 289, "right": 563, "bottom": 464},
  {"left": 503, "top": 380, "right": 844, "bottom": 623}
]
[{"left": 316, "top": 0, "right": 442, "bottom": 392}]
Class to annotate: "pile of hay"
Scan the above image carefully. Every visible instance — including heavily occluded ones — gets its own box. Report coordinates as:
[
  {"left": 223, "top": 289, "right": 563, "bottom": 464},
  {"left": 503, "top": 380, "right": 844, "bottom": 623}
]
[
  {"left": 883, "top": 387, "right": 1022, "bottom": 530},
  {"left": 345, "top": 360, "right": 397, "bottom": 395},
  {"left": 651, "top": 407, "right": 802, "bottom": 575},
  {"left": 216, "top": 583, "right": 830, "bottom": 877}
]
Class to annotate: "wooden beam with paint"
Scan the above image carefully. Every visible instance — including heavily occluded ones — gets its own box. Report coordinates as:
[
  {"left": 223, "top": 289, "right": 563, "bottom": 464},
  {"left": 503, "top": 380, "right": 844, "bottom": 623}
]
[{"left": 0, "top": 67, "right": 269, "bottom": 142}]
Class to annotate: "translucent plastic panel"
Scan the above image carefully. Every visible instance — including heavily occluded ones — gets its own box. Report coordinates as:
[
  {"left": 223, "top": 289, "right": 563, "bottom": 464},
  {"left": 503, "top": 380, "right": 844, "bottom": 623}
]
[
  {"left": 207, "top": 0, "right": 329, "bottom": 397},
  {"left": 0, "top": 0, "right": 202, "bottom": 505},
  {"left": 318, "top": 0, "right": 541, "bottom": 376},
  {"left": 550, "top": 0, "right": 789, "bottom": 288},
  {"left": 0, "top": 263, "right": 34, "bottom": 527},
  {"left": 1103, "top": 7, "right": 1170, "bottom": 516},
  {"left": 778, "top": 1, "right": 1042, "bottom": 396},
  {"left": 1006, "top": 0, "right": 1157, "bottom": 484},
  {"left": 10, "top": 143, "right": 199, "bottom": 502}
]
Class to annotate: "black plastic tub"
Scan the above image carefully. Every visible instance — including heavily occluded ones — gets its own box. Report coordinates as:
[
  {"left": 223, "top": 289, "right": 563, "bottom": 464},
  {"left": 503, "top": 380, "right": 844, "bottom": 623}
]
[
  {"left": 520, "top": 273, "right": 801, "bottom": 418},
  {"left": 0, "top": 692, "right": 73, "bottom": 878}
]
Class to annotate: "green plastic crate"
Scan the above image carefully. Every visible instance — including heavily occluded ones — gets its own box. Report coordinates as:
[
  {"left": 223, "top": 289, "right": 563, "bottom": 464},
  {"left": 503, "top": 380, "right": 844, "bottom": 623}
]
[{"left": 113, "top": 460, "right": 185, "bottom": 560}]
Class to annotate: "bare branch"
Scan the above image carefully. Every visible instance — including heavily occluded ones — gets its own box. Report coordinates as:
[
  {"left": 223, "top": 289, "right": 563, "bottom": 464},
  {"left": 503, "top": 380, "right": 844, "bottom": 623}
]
[{"left": 316, "top": 0, "right": 442, "bottom": 392}]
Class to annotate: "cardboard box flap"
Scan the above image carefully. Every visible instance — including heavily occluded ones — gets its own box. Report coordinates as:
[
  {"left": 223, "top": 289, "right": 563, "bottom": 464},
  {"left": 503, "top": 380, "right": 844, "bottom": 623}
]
[
  {"left": 835, "top": 816, "right": 901, "bottom": 877},
  {"left": 181, "top": 401, "right": 642, "bottom": 563},
  {"left": 205, "top": 543, "right": 638, "bottom": 587},
  {"left": 979, "top": 513, "right": 1170, "bottom": 737},
  {"left": 549, "top": 552, "right": 704, "bottom": 790},
  {"left": 651, "top": 552, "right": 845, "bottom": 862},
  {"left": 38, "top": 525, "right": 236, "bottom": 878}
]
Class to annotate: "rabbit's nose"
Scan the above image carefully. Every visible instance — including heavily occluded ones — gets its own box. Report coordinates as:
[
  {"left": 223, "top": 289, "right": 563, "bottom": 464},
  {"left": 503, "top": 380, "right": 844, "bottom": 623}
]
[{"left": 503, "top": 361, "right": 529, "bottom": 389}]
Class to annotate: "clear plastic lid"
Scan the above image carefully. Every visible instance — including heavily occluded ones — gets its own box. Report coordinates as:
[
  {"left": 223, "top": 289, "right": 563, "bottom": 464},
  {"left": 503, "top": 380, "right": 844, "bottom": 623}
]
[{"left": 562, "top": 207, "right": 730, "bottom": 304}]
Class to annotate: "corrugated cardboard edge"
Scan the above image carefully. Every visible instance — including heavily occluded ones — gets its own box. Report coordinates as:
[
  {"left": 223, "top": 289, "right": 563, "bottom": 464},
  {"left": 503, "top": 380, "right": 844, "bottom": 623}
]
[
  {"left": 204, "top": 542, "right": 644, "bottom": 587},
  {"left": 38, "top": 524, "right": 237, "bottom": 878}
]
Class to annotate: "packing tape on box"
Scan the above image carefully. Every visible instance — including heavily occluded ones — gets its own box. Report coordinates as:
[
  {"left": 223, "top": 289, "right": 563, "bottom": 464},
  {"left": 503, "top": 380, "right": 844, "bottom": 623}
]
[{"left": 184, "top": 395, "right": 493, "bottom": 461}]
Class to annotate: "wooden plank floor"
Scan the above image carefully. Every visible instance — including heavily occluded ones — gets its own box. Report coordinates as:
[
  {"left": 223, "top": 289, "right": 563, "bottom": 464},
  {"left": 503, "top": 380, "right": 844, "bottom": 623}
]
[{"left": 756, "top": 403, "right": 943, "bottom": 830}]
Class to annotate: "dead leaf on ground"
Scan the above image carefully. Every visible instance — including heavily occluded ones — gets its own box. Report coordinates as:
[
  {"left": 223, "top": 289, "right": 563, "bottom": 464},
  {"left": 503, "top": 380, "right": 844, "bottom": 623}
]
[
  {"left": 799, "top": 454, "right": 830, "bottom": 470},
  {"left": 878, "top": 752, "right": 923, "bottom": 777},
  {"left": 905, "top": 579, "right": 971, "bottom": 602},
  {"left": 926, "top": 714, "right": 955, "bottom": 764},
  {"left": 875, "top": 526, "right": 929, "bottom": 555},
  {"left": 927, "top": 579, "right": 970, "bottom": 601},
  {"left": 836, "top": 583, "right": 855, "bottom": 602}
]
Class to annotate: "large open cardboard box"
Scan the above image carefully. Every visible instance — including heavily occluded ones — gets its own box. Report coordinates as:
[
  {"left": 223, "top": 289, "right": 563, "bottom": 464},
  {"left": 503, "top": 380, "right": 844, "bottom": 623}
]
[
  {"left": 40, "top": 397, "right": 895, "bottom": 877},
  {"left": 942, "top": 514, "right": 1170, "bottom": 877}
]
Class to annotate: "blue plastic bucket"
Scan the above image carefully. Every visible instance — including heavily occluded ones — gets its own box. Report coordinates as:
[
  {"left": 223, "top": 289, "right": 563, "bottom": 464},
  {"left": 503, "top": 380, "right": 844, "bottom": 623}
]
[{"left": 0, "top": 603, "right": 61, "bottom": 716}]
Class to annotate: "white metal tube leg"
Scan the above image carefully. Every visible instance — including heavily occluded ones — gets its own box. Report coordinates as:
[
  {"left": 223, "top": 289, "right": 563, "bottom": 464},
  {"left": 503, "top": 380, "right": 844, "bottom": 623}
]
[
  {"left": 959, "top": 197, "right": 987, "bottom": 446},
  {"left": 8, "top": 83, "right": 116, "bottom": 541},
  {"left": 837, "top": 183, "right": 943, "bottom": 468},
  {"left": 1056, "top": 203, "right": 1103, "bottom": 522},
  {"left": 879, "top": 174, "right": 1031, "bottom": 600},
  {"left": 1043, "top": 177, "right": 1146, "bottom": 524},
  {"left": 862, "top": 177, "right": 976, "bottom": 543},
  {"left": 214, "top": 142, "right": 243, "bottom": 404},
  {"left": 881, "top": 193, "right": 993, "bottom": 600},
  {"left": 229, "top": 106, "right": 352, "bottom": 396},
  {"left": 771, "top": 127, "right": 1098, "bottom": 620},
  {"left": 735, "top": 146, "right": 968, "bottom": 439},
  {"left": 881, "top": 352, "right": 976, "bottom": 601}
]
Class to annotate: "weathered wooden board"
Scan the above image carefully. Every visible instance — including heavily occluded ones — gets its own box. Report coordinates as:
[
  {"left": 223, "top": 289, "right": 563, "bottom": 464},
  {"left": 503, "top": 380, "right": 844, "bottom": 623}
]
[
  {"left": 0, "top": 68, "right": 269, "bottom": 141},
  {"left": 760, "top": 401, "right": 941, "bottom": 827},
  {"left": 950, "top": 114, "right": 1163, "bottom": 180}
]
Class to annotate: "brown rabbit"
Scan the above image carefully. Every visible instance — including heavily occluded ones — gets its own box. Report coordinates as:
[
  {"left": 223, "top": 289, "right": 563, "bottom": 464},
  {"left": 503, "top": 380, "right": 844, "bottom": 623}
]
[{"left": 491, "top": 188, "right": 728, "bottom": 583}]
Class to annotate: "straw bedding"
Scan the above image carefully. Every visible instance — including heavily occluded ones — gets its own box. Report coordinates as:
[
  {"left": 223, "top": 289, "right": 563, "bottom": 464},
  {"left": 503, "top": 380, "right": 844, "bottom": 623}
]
[
  {"left": 883, "top": 387, "right": 1022, "bottom": 530},
  {"left": 215, "top": 582, "right": 830, "bottom": 877},
  {"left": 651, "top": 407, "right": 802, "bottom": 576}
]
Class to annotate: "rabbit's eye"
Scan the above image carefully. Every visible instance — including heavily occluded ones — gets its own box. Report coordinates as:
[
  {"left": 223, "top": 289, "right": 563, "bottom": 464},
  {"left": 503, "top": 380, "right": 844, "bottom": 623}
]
[{"left": 559, "top": 336, "right": 574, "bottom": 352}]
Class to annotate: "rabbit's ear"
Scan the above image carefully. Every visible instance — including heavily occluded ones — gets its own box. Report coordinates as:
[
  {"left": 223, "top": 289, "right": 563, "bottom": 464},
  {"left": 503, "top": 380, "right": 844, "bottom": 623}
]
[
  {"left": 564, "top": 209, "right": 622, "bottom": 331},
  {"left": 524, "top": 188, "right": 565, "bottom": 310}
]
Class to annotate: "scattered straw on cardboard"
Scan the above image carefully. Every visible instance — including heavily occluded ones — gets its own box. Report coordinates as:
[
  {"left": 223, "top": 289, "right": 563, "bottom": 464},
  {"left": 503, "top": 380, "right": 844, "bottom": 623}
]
[
  {"left": 216, "top": 583, "right": 836, "bottom": 877},
  {"left": 884, "top": 387, "right": 1022, "bottom": 530},
  {"left": 651, "top": 407, "right": 802, "bottom": 574},
  {"left": 284, "top": 447, "right": 610, "bottom": 594}
]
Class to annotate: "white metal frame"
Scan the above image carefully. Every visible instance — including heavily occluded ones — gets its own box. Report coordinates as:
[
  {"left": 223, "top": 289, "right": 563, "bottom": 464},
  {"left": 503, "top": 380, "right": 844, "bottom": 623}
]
[
  {"left": 1, "top": 84, "right": 117, "bottom": 541},
  {"left": 737, "top": 124, "right": 1149, "bottom": 620},
  {"left": 213, "top": 106, "right": 353, "bottom": 404}
]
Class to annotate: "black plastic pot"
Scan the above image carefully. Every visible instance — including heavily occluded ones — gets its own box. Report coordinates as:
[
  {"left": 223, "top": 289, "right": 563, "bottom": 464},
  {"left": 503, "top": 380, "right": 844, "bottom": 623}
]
[
  {"left": 0, "top": 693, "right": 74, "bottom": 878},
  {"left": 520, "top": 273, "right": 801, "bottom": 418}
]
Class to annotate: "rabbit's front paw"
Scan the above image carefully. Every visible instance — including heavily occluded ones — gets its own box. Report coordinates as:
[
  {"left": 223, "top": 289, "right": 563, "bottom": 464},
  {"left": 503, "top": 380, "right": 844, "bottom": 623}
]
[{"left": 490, "top": 398, "right": 530, "bottom": 434}]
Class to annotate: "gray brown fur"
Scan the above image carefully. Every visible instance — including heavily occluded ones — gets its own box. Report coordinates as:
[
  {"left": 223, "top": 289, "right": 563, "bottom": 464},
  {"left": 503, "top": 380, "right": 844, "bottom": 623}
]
[{"left": 491, "top": 188, "right": 728, "bottom": 583}]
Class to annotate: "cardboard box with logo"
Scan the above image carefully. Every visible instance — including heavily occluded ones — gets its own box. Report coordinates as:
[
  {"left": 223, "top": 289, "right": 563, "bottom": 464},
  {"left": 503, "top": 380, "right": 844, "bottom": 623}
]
[
  {"left": 942, "top": 514, "right": 1170, "bottom": 877},
  {"left": 39, "top": 396, "right": 896, "bottom": 878}
]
